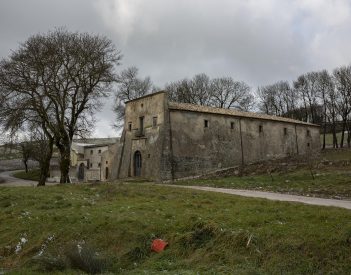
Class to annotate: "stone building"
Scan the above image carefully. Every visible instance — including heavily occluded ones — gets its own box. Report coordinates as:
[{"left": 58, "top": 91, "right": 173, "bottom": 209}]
[
  {"left": 113, "top": 91, "right": 320, "bottom": 181},
  {"left": 49, "top": 139, "right": 118, "bottom": 182}
]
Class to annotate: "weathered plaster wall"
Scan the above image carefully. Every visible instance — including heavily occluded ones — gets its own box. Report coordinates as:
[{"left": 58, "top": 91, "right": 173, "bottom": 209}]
[
  {"left": 117, "top": 92, "right": 167, "bottom": 181},
  {"left": 101, "top": 143, "right": 118, "bottom": 181},
  {"left": 169, "top": 109, "right": 320, "bottom": 179},
  {"left": 114, "top": 91, "right": 320, "bottom": 181},
  {"left": 83, "top": 146, "right": 109, "bottom": 170}
]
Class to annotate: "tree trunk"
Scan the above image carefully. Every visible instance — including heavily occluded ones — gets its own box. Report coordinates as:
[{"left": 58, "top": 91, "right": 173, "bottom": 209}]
[
  {"left": 332, "top": 119, "right": 338, "bottom": 148},
  {"left": 23, "top": 160, "right": 28, "bottom": 173},
  {"left": 59, "top": 143, "right": 71, "bottom": 183},
  {"left": 348, "top": 128, "right": 351, "bottom": 148},
  {"left": 37, "top": 140, "right": 53, "bottom": 187},
  {"left": 37, "top": 166, "right": 49, "bottom": 186},
  {"left": 322, "top": 120, "right": 326, "bottom": 150},
  {"left": 340, "top": 118, "right": 346, "bottom": 148},
  {"left": 322, "top": 104, "right": 327, "bottom": 150}
]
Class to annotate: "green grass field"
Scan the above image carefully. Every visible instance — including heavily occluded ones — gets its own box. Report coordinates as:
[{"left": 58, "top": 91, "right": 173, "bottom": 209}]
[
  {"left": 177, "top": 169, "right": 351, "bottom": 199},
  {"left": 1, "top": 183, "right": 351, "bottom": 274},
  {"left": 12, "top": 169, "right": 41, "bottom": 181},
  {"left": 176, "top": 149, "right": 351, "bottom": 199}
]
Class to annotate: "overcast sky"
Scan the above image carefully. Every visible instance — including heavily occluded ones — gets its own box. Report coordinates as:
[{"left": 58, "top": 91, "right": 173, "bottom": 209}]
[{"left": 1, "top": 0, "right": 351, "bottom": 137}]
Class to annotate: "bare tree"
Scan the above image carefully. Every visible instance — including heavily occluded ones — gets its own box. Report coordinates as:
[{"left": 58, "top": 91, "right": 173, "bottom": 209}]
[
  {"left": 166, "top": 73, "right": 212, "bottom": 105},
  {"left": 19, "top": 139, "right": 33, "bottom": 173},
  {"left": 29, "top": 126, "right": 54, "bottom": 186},
  {"left": 293, "top": 73, "right": 321, "bottom": 124},
  {"left": 257, "top": 81, "right": 297, "bottom": 117},
  {"left": 333, "top": 66, "right": 351, "bottom": 148},
  {"left": 210, "top": 77, "right": 253, "bottom": 110},
  {"left": 166, "top": 78, "right": 194, "bottom": 103},
  {"left": 113, "top": 66, "right": 153, "bottom": 129},
  {"left": 166, "top": 74, "right": 253, "bottom": 111},
  {"left": 314, "top": 70, "right": 334, "bottom": 149},
  {"left": 0, "top": 29, "right": 122, "bottom": 183}
]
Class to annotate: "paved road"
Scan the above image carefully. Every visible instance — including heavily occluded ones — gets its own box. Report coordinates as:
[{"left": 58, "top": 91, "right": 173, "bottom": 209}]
[
  {"left": 0, "top": 170, "right": 38, "bottom": 187},
  {"left": 166, "top": 185, "right": 351, "bottom": 210}
]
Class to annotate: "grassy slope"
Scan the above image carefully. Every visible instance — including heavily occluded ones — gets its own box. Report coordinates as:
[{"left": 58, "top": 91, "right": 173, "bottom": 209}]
[
  {"left": 1, "top": 183, "right": 351, "bottom": 274},
  {"left": 176, "top": 150, "right": 351, "bottom": 199},
  {"left": 12, "top": 170, "right": 40, "bottom": 181},
  {"left": 177, "top": 169, "right": 351, "bottom": 199}
]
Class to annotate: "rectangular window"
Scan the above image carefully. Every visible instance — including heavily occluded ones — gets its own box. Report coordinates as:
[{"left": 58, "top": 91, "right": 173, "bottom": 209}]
[
  {"left": 90, "top": 163, "right": 93, "bottom": 168},
  {"left": 106, "top": 161, "right": 108, "bottom": 164},
  {"left": 284, "top": 128, "right": 287, "bottom": 135},
  {"left": 98, "top": 149, "right": 101, "bottom": 154},
  {"left": 90, "top": 150, "right": 93, "bottom": 155},
  {"left": 231, "top": 122, "right": 234, "bottom": 129},
  {"left": 128, "top": 122, "right": 132, "bottom": 131},
  {"left": 152, "top": 116, "right": 158, "bottom": 127},
  {"left": 307, "top": 129, "right": 311, "bottom": 137},
  {"left": 98, "top": 163, "right": 101, "bottom": 167},
  {"left": 204, "top": 120, "right": 209, "bottom": 128},
  {"left": 139, "top": 116, "right": 144, "bottom": 135},
  {"left": 259, "top": 125, "right": 263, "bottom": 133}
]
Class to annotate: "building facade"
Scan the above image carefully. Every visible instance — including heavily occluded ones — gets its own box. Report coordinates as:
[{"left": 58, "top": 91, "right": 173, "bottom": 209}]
[
  {"left": 114, "top": 91, "right": 320, "bottom": 181},
  {"left": 49, "top": 140, "right": 118, "bottom": 182}
]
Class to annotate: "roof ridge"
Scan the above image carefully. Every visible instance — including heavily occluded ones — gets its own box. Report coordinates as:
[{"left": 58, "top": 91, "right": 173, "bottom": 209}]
[{"left": 168, "top": 101, "right": 318, "bottom": 127}]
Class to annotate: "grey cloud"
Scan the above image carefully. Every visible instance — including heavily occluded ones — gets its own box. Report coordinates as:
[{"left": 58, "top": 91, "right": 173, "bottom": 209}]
[{"left": 1, "top": 0, "right": 351, "bottom": 137}]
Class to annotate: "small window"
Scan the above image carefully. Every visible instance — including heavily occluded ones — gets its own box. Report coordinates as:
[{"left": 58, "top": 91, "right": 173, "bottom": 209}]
[
  {"left": 139, "top": 116, "right": 144, "bottom": 135},
  {"left": 153, "top": 116, "right": 158, "bottom": 127},
  {"left": 90, "top": 150, "right": 93, "bottom": 155},
  {"left": 204, "top": 120, "right": 209, "bottom": 128},
  {"left": 98, "top": 149, "right": 101, "bottom": 154},
  {"left": 106, "top": 161, "right": 108, "bottom": 164},
  {"left": 307, "top": 129, "right": 311, "bottom": 137},
  {"left": 148, "top": 154, "right": 151, "bottom": 158},
  {"left": 259, "top": 125, "right": 263, "bottom": 133},
  {"left": 284, "top": 128, "right": 287, "bottom": 135},
  {"left": 128, "top": 122, "right": 132, "bottom": 131},
  {"left": 98, "top": 163, "right": 101, "bottom": 167},
  {"left": 307, "top": 142, "right": 310, "bottom": 147},
  {"left": 90, "top": 163, "right": 93, "bottom": 168},
  {"left": 141, "top": 103, "right": 144, "bottom": 108},
  {"left": 230, "top": 122, "right": 234, "bottom": 129}
]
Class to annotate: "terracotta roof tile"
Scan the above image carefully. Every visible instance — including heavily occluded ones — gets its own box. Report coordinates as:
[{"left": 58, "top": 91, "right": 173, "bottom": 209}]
[{"left": 168, "top": 102, "right": 319, "bottom": 127}]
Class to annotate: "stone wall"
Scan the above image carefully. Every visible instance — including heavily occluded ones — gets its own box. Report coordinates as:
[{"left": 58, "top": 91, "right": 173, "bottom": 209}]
[
  {"left": 116, "top": 91, "right": 320, "bottom": 182},
  {"left": 117, "top": 92, "right": 168, "bottom": 181},
  {"left": 168, "top": 109, "right": 320, "bottom": 179}
]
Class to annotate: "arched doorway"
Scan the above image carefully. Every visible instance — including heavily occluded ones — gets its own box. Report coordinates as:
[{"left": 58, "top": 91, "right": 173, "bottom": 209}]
[
  {"left": 78, "top": 163, "right": 85, "bottom": 181},
  {"left": 134, "top": 151, "right": 142, "bottom": 177}
]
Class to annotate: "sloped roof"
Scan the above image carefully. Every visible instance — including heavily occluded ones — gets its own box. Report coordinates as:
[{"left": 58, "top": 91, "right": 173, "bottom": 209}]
[{"left": 168, "top": 102, "right": 319, "bottom": 127}]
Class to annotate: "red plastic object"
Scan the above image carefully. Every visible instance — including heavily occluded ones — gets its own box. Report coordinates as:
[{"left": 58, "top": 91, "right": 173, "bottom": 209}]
[{"left": 151, "top": 239, "right": 168, "bottom": 253}]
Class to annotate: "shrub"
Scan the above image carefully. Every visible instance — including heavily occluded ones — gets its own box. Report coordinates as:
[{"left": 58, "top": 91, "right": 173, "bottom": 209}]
[
  {"left": 33, "top": 242, "right": 108, "bottom": 274},
  {"left": 65, "top": 243, "right": 108, "bottom": 274}
]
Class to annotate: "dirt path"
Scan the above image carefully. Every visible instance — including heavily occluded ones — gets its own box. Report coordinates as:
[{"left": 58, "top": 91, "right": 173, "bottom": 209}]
[
  {"left": 165, "top": 185, "right": 351, "bottom": 210},
  {"left": 0, "top": 170, "right": 38, "bottom": 187}
]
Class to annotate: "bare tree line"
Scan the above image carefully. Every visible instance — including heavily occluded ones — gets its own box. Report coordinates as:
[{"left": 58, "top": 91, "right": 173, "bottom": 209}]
[
  {"left": 113, "top": 70, "right": 254, "bottom": 128},
  {"left": 165, "top": 73, "right": 254, "bottom": 111},
  {"left": 258, "top": 66, "right": 351, "bottom": 149}
]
